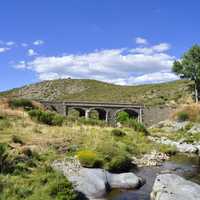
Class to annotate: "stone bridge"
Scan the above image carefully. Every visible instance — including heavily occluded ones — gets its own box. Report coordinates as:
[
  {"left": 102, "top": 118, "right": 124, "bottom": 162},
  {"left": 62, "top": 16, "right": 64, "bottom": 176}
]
[{"left": 40, "top": 101, "right": 144, "bottom": 124}]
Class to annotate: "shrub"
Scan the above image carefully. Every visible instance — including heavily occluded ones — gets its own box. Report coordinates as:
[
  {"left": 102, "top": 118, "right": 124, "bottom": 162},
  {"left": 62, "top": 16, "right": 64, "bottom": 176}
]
[
  {"left": 77, "top": 150, "right": 103, "bottom": 168},
  {"left": 9, "top": 98, "right": 34, "bottom": 110},
  {"left": 107, "top": 155, "right": 133, "bottom": 173},
  {"left": 52, "top": 114, "right": 65, "bottom": 126},
  {"left": 126, "top": 119, "right": 148, "bottom": 135},
  {"left": 116, "top": 111, "right": 129, "bottom": 123},
  {"left": 28, "top": 109, "right": 64, "bottom": 126},
  {"left": 111, "top": 129, "right": 126, "bottom": 137},
  {"left": 0, "top": 143, "right": 13, "bottom": 173},
  {"left": 89, "top": 110, "right": 99, "bottom": 120},
  {"left": 177, "top": 111, "right": 189, "bottom": 122},
  {"left": 49, "top": 174, "right": 78, "bottom": 200},
  {"left": 12, "top": 135, "right": 24, "bottom": 145}
]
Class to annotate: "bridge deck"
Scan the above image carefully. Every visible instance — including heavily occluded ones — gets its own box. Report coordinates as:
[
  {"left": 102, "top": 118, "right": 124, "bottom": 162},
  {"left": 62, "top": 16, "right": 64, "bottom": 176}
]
[{"left": 40, "top": 100, "right": 144, "bottom": 108}]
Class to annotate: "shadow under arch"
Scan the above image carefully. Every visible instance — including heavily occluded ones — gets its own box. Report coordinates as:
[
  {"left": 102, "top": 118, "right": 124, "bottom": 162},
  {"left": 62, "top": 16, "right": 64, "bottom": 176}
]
[
  {"left": 88, "top": 108, "right": 107, "bottom": 121},
  {"left": 68, "top": 107, "right": 86, "bottom": 117},
  {"left": 115, "top": 108, "right": 139, "bottom": 120}
]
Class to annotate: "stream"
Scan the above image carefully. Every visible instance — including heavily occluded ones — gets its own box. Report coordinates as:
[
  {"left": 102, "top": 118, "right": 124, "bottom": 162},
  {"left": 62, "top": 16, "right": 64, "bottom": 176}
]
[{"left": 106, "top": 154, "right": 200, "bottom": 200}]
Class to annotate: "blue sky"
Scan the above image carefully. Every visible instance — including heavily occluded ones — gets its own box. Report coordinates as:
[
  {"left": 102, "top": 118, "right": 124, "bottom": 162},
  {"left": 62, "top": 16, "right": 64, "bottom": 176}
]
[{"left": 1, "top": 0, "right": 200, "bottom": 91}]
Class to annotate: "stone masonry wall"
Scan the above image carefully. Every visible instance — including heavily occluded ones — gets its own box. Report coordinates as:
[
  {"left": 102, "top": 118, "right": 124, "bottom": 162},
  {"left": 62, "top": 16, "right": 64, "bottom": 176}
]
[{"left": 143, "top": 106, "right": 176, "bottom": 127}]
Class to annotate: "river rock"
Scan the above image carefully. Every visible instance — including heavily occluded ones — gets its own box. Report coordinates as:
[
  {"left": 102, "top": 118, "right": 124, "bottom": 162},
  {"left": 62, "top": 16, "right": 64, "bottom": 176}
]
[
  {"left": 151, "top": 174, "right": 200, "bottom": 200},
  {"left": 150, "top": 136, "right": 199, "bottom": 154},
  {"left": 52, "top": 158, "right": 142, "bottom": 199},
  {"left": 132, "top": 151, "right": 169, "bottom": 167}
]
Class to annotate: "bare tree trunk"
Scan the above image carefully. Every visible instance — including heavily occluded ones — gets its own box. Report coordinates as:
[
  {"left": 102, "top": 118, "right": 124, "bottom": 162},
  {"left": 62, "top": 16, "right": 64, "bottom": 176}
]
[{"left": 195, "top": 81, "right": 198, "bottom": 103}]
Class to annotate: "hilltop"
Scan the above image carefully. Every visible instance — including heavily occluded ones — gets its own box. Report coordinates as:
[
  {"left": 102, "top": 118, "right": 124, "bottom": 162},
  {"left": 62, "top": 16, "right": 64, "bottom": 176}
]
[{"left": 0, "top": 79, "right": 193, "bottom": 106}]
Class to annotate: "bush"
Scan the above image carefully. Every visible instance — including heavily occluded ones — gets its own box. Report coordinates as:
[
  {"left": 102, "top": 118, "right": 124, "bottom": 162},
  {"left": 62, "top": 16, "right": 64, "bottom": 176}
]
[
  {"left": 116, "top": 111, "right": 129, "bottom": 123},
  {"left": 107, "top": 155, "right": 133, "bottom": 173},
  {"left": 52, "top": 115, "right": 65, "bottom": 126},
  {"left": 126, "top": 119, "right": 148, "bottom": 135},
  {"left": 28, "top": 109, "right": 64, "bottom": 126},
  {"left": 12, "top": 135, "right": 24, "bottom": 145},
  {"left": 9, "top": 98, "right": 34, "bottom": 110},
  {"left": 0, "top": 143, "right": 13, "bottom": 173},
  {"left": 111, "top": 129, "right": 126, "bottom": 137},
  {"left": 77, "top": 150, "right": 103, "bottom": 168},
  {"left": 177, "top": 111, "right": 189, "bottom": 122},
  {"left": 49, "top": 174, "right": 78, "bottom": 200}
]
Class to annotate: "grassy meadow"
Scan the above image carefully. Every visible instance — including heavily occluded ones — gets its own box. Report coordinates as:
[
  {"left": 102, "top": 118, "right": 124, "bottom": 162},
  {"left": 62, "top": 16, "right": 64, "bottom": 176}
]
[{"left": 0, "top": 98, "right": 178, "bottom": 200}]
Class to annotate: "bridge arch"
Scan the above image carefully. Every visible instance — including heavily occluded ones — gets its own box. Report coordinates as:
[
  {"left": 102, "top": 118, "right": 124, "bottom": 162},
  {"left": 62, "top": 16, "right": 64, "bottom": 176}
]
[
  {"left": 68, "top": 107, "right": 86, "bottom": 118},
  {"left": 115, "top": 108, "right": 139, "bottom": 121},
  {"left": 88, "top": 108, "right": 108, "bottom": 121}
]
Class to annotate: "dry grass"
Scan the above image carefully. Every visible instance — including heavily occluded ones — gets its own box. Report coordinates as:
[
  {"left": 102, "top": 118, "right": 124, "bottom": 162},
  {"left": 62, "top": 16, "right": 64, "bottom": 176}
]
[
  {"left": 0, "top": 97, "right": 26, "bottom": 118},
  {"left": 172, "top": 103, "right": 200, "bottom": 122}
]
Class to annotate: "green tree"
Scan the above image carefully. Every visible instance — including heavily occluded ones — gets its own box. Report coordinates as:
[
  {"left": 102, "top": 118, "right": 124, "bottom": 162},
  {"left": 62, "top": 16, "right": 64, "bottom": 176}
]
[
  {"left": 173, "top": 45, "right": 200, "bottom": 103},
  {"left": 116, "top": 111, "right": 129, "bottom": 123}
]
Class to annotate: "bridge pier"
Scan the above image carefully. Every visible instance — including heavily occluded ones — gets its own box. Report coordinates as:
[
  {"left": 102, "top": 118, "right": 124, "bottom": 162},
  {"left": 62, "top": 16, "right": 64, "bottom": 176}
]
[{"left": 85, "top": 109, "right": 90, "bottom": 119}]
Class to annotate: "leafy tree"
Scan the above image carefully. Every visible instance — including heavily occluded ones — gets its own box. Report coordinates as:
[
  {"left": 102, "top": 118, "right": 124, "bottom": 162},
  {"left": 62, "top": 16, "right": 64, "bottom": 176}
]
[
  {"left": 116, "top": 111, "right": 129, "bottom": 123},
  {"left": 172, "top": 45, "right": 200, "bottom": 102}
]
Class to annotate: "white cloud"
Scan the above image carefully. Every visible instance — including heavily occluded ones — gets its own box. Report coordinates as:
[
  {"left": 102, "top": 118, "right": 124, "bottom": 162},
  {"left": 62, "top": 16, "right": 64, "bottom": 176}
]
[
  {"left": 15, "top": 40, "right": 177, "bottom": 85},
  {"left": 0, "top": 47, "right": 10, "bottom": 53},
  {"left": 6, "top": 41, "right": 15, "bottom": 46},
  {"left": 135, "top": 37, "right": 148, "bottom": 45},
  {"left": 130, "top": 42, "right": 171, "bottom": 55},
  {"left": 127, "top": 72, "right": 178, "bottom": 85},
  {"left": 33, "top": 40, "right": 44, "bottom": 46},
  {"left": 152, "top": 43, "right": 171, "bottom": 52},
  {"left": 27, "top": 49, "right": 38, "bottom": 56}
]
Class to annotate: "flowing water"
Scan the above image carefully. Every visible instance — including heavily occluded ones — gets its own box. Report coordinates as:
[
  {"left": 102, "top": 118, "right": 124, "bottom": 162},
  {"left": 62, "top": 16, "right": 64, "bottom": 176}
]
[{"left": 106, "top": 154, "right": 200, "bottom": 200}]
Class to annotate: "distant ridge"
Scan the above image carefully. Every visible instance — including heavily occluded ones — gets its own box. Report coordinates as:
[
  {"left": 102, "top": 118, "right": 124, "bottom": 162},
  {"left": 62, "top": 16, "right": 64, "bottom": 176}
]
[{"left": 0, "top": 79, "right": 192, "bottom": 106}]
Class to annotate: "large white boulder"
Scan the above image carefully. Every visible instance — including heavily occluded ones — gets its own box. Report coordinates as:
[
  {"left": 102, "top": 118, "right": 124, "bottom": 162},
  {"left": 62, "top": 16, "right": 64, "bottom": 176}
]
[
  {"left": 52, "top": 159, "right": 142, "bottom": 199},
  {"left": 151, "top": 174, "right": 200, "bottom": 200}
]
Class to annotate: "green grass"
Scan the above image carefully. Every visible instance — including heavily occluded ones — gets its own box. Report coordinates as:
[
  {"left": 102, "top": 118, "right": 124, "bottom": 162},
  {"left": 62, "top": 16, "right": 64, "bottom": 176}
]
[
  {"left": 0, "top": 79, "right": 193, "bottom": 106},
  {"left": 0, "top": 103, "right": 188, "bottom": 199}
]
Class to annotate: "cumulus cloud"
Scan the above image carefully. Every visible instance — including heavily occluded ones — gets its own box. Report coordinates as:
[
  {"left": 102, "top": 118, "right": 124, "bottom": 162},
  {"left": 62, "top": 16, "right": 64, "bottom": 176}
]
[
  {"left": 0, "top": 47, "right": 10, "bottom": 53},
  {"left": 135, "top": 37, "right": 148, "bottom": 45},
  {"left": 27, "top": 49, "right": 38, "bottom": 56},
  {"left": 33, "top": 40, "right": 44, "bottom": 46},
  {"left": 15, "top": 41, "right": 178, "bottom": 85},
  {"left": 6, "top": 41, "right": 15, "bottom": 46}
]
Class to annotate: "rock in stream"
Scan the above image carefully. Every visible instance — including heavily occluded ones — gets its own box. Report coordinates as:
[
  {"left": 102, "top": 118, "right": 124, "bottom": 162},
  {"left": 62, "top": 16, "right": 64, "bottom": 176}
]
[
  {"left": 52, "top": 158, "right": 143, "bottom": 199},
  {"left": 151, "top": 174, "right": 200, "bottom": 200}
]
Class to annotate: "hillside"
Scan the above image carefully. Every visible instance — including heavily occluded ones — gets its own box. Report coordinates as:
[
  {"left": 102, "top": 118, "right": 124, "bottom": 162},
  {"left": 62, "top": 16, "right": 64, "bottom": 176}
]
[{"left": 0, "top": 79, "right": 193, "bottom": 106}]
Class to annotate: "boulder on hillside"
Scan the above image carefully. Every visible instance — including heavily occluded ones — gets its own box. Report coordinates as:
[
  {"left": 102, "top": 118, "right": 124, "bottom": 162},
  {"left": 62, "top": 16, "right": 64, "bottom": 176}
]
[{"left": 151, "top": 174, "right": 200, "bottom": 200}]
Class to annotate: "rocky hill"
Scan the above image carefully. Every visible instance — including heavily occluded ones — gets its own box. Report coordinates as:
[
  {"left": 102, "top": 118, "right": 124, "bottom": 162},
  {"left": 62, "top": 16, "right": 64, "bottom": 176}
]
[{"left": 0, "top": 79, "right": 193, "bottom": 106}]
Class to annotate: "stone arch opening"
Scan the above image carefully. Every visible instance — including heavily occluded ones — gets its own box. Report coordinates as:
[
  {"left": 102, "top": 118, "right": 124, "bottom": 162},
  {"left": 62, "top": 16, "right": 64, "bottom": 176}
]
[
  {"left": 89, "top": 108, "right": 107, "bottom": 121},
  {"left": 115, "top": 109, "right": 139, "bottom": 121},
  {"left": 68, "top": 107, "right": 86, "bottom": 118}
]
